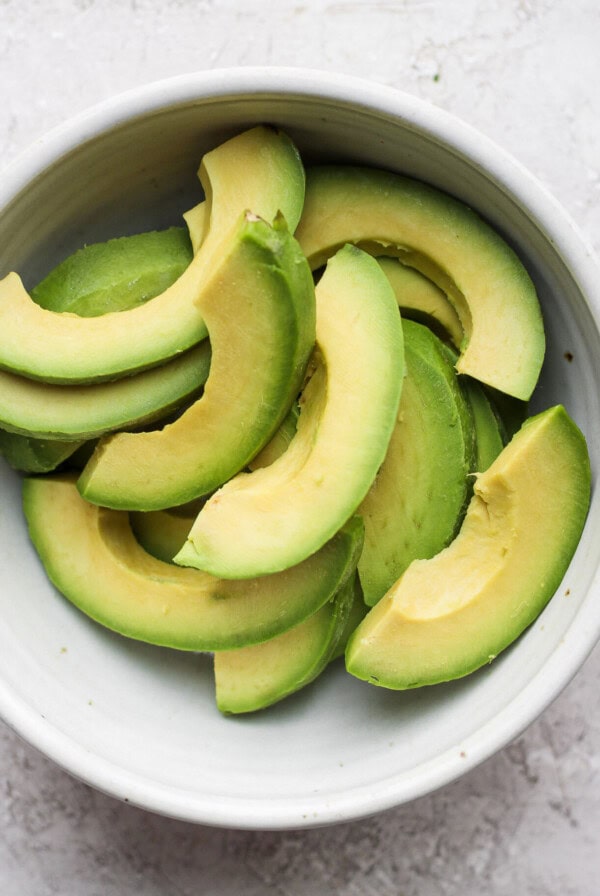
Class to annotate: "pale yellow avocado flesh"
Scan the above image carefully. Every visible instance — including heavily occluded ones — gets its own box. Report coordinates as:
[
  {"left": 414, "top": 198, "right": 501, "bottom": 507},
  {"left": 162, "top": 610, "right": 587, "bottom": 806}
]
[
  {"left": 377, "top": 257, "right": 463, "bottom": 348},
  {"left": 77, "top": 214, "right": 316, "bottom": 510},
  {"left": 183, "top": 202, "right": 208, "bottom": 254},
  {"left": 345, "top": 405, "right": 590, "bottom": 689},
  {"left": 0, "top": 126, "right": 305, "bottom": 383},
  {"left": 23, "top": 474, "right": 364, "bottom": 651},
  {"left": 175, "top": 244, "right": 404, "bottom": 578},
  {"left": 295, "top": 166, "right": 545, "bottom": 400}
]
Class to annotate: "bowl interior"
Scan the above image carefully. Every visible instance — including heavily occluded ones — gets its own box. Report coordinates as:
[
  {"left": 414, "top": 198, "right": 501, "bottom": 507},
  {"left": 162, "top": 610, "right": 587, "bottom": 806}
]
[{"left": 1, "top": 76, "right": 599, "bottom": 828}]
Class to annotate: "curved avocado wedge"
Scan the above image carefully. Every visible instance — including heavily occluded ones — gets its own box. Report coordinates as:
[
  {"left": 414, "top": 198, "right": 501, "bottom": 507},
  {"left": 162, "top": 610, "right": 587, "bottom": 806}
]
[
  {"left": 214, "top": 573, "right": 359, "bottom": 714},
  {"left": 376, "top": 257, "right": 463, "bottom": 347},
  {"left": 0, "top": 126, "right": 305, "bottom": 383},
  {"left": 0, "top": 341, "right": 211, "bottom": 441},
  {"left": 358, "top": 320, "right": 475, "bottom": 607},
  {"left": 31, "top": 227, "right": 193, "bottom": 315},
  {"left": 295, "top": 166, "right": 544, "bottom": 400},
  {"left": 175, "top": 244, "right": 404, "bottom": 578},
  {"left": 23, "top": 474, "right": 364, "bottom": 651},
  {"left": 78, "top": 213, "right": 316, "bottom": 510},
  {"left": 346, "top": 405, "right": 590, "bottom": 689},
  {"left": 0, "top": 226, "right": 201, "bottom": 467}
]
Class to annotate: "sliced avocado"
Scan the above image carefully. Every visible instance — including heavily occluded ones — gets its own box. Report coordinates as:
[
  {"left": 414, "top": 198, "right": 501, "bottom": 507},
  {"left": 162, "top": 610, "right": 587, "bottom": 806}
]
[
  {"left": 0, "top": 431, "right": 84, "bottom": 473},
  {"left": 0, "top": 341, "right": 211, "bottom": 441},
  {"left": 376, "top": 257, "right": 462, "bottom": 347},
  {"left": 295, "top": 165, "right": 545, "bottom": 400},
  {"left": 460, "top": 376, "right": 504, "bottom": 472},
  {"left": 78, "top": 213, "right": 316, "bottom": 510},
  {"left": 0, "top": 126, "right": 305, "bottom": 383},
  {"left": 23, "top": 474, "right": 364, "bottom": 651},
  {"left": 214, "top": 573, "right": 358, "bottom": 714},
  {"left": 358, "top": 319, "right": 475, "bottom": 607},
  {"left": 346, "top": 405, "right": 590, "bottom": 689},
  {"left": 31, "top": 227, "right": 193, "bottom": 315},
  {"left": 0, "top": 226, "right": 201, "bottom": 468},
  {"left": 175, "top": 244, "right": 404, "bottom": 578}
]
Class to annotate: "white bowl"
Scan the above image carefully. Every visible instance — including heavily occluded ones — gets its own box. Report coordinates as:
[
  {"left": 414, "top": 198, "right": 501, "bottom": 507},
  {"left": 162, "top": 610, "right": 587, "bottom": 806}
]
[{"left": 0, "top": 68, "right": 599, "bottom": 830}]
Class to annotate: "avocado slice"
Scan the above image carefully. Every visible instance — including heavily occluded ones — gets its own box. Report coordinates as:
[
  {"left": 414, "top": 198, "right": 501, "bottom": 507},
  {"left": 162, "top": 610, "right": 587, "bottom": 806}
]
[
  {"left": 78, "top": 213, "right": 316, "bottom": 510},
  {"left": 295, "top": 165, "right": 545, "bottom": 400},
  {"left": 358, "top": 319, "right": 475, "bottom": 607},
  {"left": 376, "top": 257, "right": 462, "bottom": 347},
  {"left": 0, "top": 341, "right": 211, "bottom": 442},
  {"left": 23, "top": 473, "right": 364, "bottom": 651},
  {"left": 31, "top": 227, "right": 193, "bottom": 315},
  {"left": 0, "top": 226, "right": 199, "bottom": 470},
  {"left": 345, "top": 405, "right": 590, "bottom": 689},
  {"left": 214, "top": 573, "right": 360, "bottom": 714},
  {"left": 0, "top": 126, "right": 305, "bottom": 383},
  {"left": 175, "top": 244, "right": 404, "bottom": 578}
]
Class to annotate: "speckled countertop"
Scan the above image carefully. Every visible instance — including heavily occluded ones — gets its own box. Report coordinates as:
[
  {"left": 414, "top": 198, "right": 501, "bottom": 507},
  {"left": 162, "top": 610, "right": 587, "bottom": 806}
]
[{"left": 1, "top": 2, "right": 600, "bottom": 893}]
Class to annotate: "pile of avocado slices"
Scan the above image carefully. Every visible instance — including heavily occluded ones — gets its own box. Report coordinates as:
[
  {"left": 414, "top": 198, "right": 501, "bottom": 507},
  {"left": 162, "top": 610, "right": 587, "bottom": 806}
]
[{"left": 1, "top": 126, "right": 590, "bottom": 715}]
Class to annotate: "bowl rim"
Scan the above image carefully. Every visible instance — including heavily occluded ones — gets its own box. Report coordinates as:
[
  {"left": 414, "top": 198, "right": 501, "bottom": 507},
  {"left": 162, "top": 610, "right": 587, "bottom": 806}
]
[{"left": 1, "top": 65, "right": 600, "bottom": 829}]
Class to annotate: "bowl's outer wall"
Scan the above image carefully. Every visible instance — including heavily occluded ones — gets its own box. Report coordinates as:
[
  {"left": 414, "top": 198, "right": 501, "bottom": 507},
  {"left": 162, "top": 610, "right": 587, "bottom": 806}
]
[{"left": 0, "top": 77, "right": 599, "bottom": 829}]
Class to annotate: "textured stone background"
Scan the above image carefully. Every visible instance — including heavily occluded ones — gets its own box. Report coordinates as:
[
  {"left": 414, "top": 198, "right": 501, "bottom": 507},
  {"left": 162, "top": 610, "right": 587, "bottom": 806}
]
[{"left": 1, "top": 1, "right": 600, "bottom": 893}]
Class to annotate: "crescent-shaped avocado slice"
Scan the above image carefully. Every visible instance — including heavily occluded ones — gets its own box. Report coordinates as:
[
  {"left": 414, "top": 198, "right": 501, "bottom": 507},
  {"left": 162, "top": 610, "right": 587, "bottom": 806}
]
[
  {"left": 0, "top": 341, "right": 211, "bottom": 441},
  {"left": 175, "top": 244, "right": 404, "bottom": 578},
  {"left": 214, "top": 573, "right": 360, "bottom": 714},
  {"left": 77, "top": 213, "right": 316, "bottom": 510},
  {"left": 0, "top": 126, "right": 305, "bottom": 383},
  {"left": 23, "top": 474, "right": 364, "bottom": 652},
  {"left": 358, "top": 320, "right": 476, "bottom": 607},
  {"left": 345, "top": 405, "right": 590, "bottom": 689},
  {"left": 295, "top": 166, "right": 544, "bottom": 400}
]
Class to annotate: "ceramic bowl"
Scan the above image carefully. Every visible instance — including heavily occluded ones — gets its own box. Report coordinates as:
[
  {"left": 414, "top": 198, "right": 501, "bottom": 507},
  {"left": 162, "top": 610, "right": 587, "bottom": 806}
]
[{"left": 0, "top": 68, "right": 599, "bottom": 829}]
